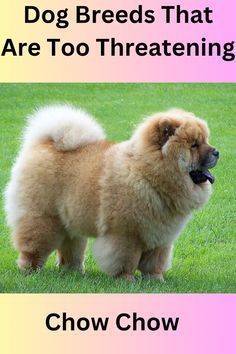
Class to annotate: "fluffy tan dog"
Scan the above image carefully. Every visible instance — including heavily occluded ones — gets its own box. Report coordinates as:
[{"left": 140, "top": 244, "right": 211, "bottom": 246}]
[{"left": 5, "top": 105, "right": 219, "bottom": 280}]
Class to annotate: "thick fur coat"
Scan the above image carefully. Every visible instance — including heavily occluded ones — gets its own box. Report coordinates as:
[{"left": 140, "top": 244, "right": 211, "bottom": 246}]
[{"left": 5, "top": 105, "right": 218, "bottom": 280}]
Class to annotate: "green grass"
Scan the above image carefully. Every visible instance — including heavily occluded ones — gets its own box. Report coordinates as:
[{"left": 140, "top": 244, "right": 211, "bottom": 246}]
[{"left": 0, "top": 83, "right": 235, "bottom": 293}]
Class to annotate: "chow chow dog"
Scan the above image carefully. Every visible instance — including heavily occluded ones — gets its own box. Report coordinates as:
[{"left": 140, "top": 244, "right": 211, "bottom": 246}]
[{"left": 5, "top": 105, "right": 219, "bottom": 280}]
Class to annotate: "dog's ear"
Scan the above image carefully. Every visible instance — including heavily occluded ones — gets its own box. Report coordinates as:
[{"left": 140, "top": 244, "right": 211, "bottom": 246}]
[{"left": 158, "top": 120, "right": 177, "bottom": 147}]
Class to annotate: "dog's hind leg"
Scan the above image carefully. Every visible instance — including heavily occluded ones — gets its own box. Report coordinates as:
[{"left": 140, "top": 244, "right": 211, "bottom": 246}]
[
  {"left": 57, "top": 237, "right": 87, "bottom": 273},
  {"left": 14, "top": 215, "right": 64, "bottom": 272},
  {"left": 138, "top": 245, "right": 173, "bottom": 281}
]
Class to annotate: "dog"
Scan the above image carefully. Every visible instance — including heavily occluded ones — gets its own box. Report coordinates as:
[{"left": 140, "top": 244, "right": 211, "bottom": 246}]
[{"left": 5, "top": 105, "right": 219, "bottom": 280}]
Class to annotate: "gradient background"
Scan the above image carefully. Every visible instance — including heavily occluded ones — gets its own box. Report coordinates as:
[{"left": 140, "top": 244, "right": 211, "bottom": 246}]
[
  {"left": 0, "top": 0, "right": 235, "bottom": 81},
  {"left": 1, "top": 295, "right": 235, "bottom": 354},
  {"left": 0, "top": 1, "right": 235, "bottom": 353}
]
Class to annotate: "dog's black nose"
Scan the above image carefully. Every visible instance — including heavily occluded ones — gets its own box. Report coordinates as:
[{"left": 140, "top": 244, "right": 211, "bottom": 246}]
[{"left": 213, "top": 149, "right": 219, "bottom": 158}]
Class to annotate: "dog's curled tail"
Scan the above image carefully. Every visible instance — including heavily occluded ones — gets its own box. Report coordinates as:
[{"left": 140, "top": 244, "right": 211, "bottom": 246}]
[{"left": 22, "top": 104, "right": 105, "bottom": 151}]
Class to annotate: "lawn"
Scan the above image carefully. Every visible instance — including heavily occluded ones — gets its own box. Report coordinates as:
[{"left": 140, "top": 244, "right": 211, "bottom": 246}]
[{"left": 0, "top": 83, "right": 235, "bottom": 293}]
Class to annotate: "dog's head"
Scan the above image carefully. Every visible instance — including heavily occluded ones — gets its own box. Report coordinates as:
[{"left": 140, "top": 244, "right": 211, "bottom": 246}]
[{"left": 132, "top": 109, "right": 219, "bottom": 185}]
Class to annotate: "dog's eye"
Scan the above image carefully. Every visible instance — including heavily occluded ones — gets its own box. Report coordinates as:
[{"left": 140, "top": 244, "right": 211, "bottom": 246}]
[{"left": 191, "top": 143, "right": 198, "bottom": 148}]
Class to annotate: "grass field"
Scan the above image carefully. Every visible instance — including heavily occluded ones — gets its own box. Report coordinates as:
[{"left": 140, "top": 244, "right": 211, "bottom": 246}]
[{"left": 0, "top": 83, "right": 235, "bottom": 293}]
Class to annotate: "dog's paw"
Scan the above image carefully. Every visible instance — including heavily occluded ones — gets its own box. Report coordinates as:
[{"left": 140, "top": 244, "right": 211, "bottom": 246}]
[
  {"left": 142, "top": 273, "right": 165, "bottom": 282},
  {"left": 115, "top": 273, "right": 135, "bottom": 282}
]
